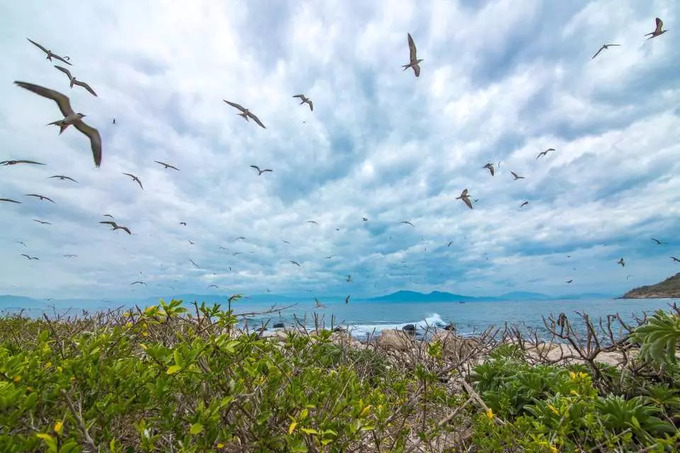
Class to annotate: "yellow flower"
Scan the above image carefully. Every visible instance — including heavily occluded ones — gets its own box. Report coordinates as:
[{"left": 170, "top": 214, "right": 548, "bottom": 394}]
[
  {"left": 54, "top": 421, "right": 63, "bottom": 435},
  {"left": 486, "top": 408, "right": 494, "bottom": 419},
  {"left": 125, "top": 322, "right": 133, "bottom": 328},
  {"left": 547, "top": 404, "right": 559, "bottom": 415},
  {"left": 216, "top": 443, "right": 225, "bottom": 449}
]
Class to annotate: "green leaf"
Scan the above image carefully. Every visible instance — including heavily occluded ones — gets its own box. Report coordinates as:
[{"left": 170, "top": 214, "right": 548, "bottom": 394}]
[
  {"left": 190, "top": 423, "right": 204, "bottom": 435},
  {"left": 166, "top": 365, "right": 182, "bottom": 375},
  {"left": 174, "top": 349, "right": 183, "bottom": 367},
  {"left": 300, "top": 428, "right": 318, "bottom": 435}
]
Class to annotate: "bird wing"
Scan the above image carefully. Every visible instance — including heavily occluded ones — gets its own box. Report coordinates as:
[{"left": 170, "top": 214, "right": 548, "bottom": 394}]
[
  {"left": 407, "top": 33, "right": 417, "bottom": 61},
  {"left": 18, "top": 160, "right": 45, "bottom": 165},
  {"left": 262, "top": 169, "right": 273, "bottom": 173},
  {"left": 120, "top": 226, "right": 132, "bottom": 235},
  {"left": 490, "top": 166, "right": 495, "bottom": 176},
  {"left": 591, "top": 45, "right": 605, "bottom": 59},
  {"left": 293, "top": 94, "right": 304, "bottom": 99},
  {"left": 71, "top": 121, "right": 102, "bottom": 167},
  {"left": 52, "top": 54, "right": 72, "bottom": 66},
  {"left": 656, "top": 17, "right": 663, "bottom": 33},
  {"left": 27, "top": 38, "right": 49, "bottom": 54},
  {"left": 15, "top": 81, "right": 75, "bottom": 117},
  {"left": 223, "top": 100, "right": 246, "bottom": 112},
  {"left": 247, "top": 111, "right": 266, "bottom": 129},
  {"left": 99, "top": 221, "right": 117, "bottom": 227},
  {"left": 0, "top": 198, "right": 21, "bottom": 203},
  {"left": 21, "top": 254, "right": 30, "bottom": 259},
  {"left": 54, "top": 65, "right": 72, "bottom": 80},
  {"left": 250, "top": 165, "right": 261, "bottom": 172},
  {"left": 44, "top": 196, "right": 55, "bottom": 203},
  {"left": 462, "top": 197, "right": 473, "bottom": 209},
  {"left": 308, "top": 100, "right": 314, "bottom": 111},
  {"left": 73, "top": 80, "right": 98, "bottom": 97},
  {"left": 536, "top": 151, "right": 544, "bottom": 159}
]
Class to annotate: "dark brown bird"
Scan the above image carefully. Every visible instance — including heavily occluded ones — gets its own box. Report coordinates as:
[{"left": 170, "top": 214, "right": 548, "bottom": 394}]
[
  {"left": 307, "top": 220, "right": 319, "bottom": 225},
  {"left": 21, "top": 253, "right": 39, "bottom": 260},
  {"left": 49, "top": 175, "right": 78, "bottom": 183},
  {"left": 536, "top": 148, "right": 555, "bottom": 160},
  {"left": 293, "top": 94, "right": 313, "bottom": 111},
  {"left": 250, "top": 165, "right": 273, "bottom": 175},
  {"left": 0, "top": 198, "right": 21, "bottom": 204},
  {"left": 155, "top": 161, "right": 180, "bottom": 171},
  {"left": 14, "top": 81, "right": 102, "bottom": 167},
  {"left": 1, "top": 159, "right": 45, "bottom": 166},
  {"left": 103, "top": 214, "right": 114, "bottom": 219},
  {"left": 26, "top": 38, "right": 71, "bottom": 65},
  {"left": 189, "top": 259, "right": 201, "bottom": 269},
  {"left": 671, "top": 256, "right": 680, "bottom": 263},
  {"left": 63, "top": 254, "right": 78, "bottom": 258},
  {"left": 207, "top": 284, "right": 219, "bottom": 289},
  {"left": 650, "top": 238, "right": 664, "bottom": 245},
  {"left": 591, "top": 43, "right": 620, "bottom": 59},
  {"left": 482, "top": 163, "right": 495, "bottom": 176},
  {"left": 520, "top": 201, "right": 529, "bottom": 208},
  {"left": 26, "top": 194, "right": 55, "bottom": 203},
  {"left": 645, "top": 17, "right": 667, "bottom": 39},
  {"left": 223, "top": 100, "right": 266, "bottom": 128},
  {"left": 290, "top": 260, "right": 301, "bottom": 267},
  {"left": 122, "top": 173, "right": 143, "bottom": 189},
  {"left": 131, "top": 281, "right": 146, "bottom": 286},
  {"left": 54, "top": 66, "right": 98, "bottom": 96},
  {"left": 179, "top": 222, "right": 187, "bottom": 226},
  {"left": 566, "top": 279, "right": 573, "bottom": 284},
  {"left": 400, "top": 220, "right": 415, "bottom": 226},
  {"left": 345, "top": 295, "right": 351, "bottom": 304},
  {"left": 99, "top": 221, "right": 132, "bottom": 235},
  {"left": 33, "top": 219, "right": 52, "bottom": 225},
  {"left": 617, "top": 258, "right": 625, "bottom": 267},
  {"left": 456, "top": 189, "right": 473, "bottom": 209},
  {"left": 314, "top": 298, "right": 326, "bottom": 308},
  {"left": 402, "top": 33, "right": 423, "bottom": 77},
  {"left": 511, "top": 171, "right": 525, "bottom": 180}
]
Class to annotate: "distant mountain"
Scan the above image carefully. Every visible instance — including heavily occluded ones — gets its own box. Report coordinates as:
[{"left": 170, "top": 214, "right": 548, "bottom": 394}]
[
  {"left": 497, "top": 291, "right": 552, "bottom": 300},
  {"left": 620, "top": 272, "right": 680, "bottom": 299}
]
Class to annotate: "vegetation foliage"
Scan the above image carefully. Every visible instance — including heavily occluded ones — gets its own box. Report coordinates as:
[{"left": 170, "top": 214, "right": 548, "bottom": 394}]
[{"left": 0, "top": 300, "right": 679, "bottom": 451}]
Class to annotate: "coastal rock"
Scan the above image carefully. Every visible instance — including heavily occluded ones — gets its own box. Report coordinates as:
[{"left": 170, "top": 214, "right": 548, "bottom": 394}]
[
  {"left": 402, "top": 324, "right": 416, "bottom": 335},
  {"left": 620, "top": 272, "right": 680, "bottom": 299},
  {"left": 272, "top": 322, "right": 285, "bottom": 329},
  {"left": 378, "top": 329, "right": 415, "bottom": 352},
  {"left": 443, "top": 323, "right": 456, "bottom": 331}
]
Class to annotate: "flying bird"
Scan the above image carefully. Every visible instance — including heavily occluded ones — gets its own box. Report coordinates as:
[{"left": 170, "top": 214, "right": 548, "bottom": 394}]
[
  {"left": 566, "top": 280, "right": 573, "bottom": 284},
  {"left": 179, "top": 222, "right": 187, "bottom": 226},
  {"left": 33, "top": 219, "right": 52, "bottom": 225},
  {"left": 307, "top": 220, "right": 319, "bottom": 225},
  {"left": 25, "top": 194, "right": 55, "bottom": 203},
  {"left": 482, "top": 163, "right": 495, "bottom": 176},
  {"left": 17, "top": 241, "right": 27, "bottom": 247},
  {"left": 645, "top": 17, "right": 667, "bottom": 39},
  {"left": 14, "top": 82, "right": 102, "bottom": 167},
  {"left": 447, "top": 241, "right": 453, "bottom": 247},
  {"left": 671, "top": 257, "right": 680, "bottom": 263},
  {"left": 223, "top": 100, "right": 266, "bottom": 128},
  {"left": 122, "top": 173, "right": 143, "bottom": 189},
  {"left": 1, "top": 159, "right": 45, "bottom": 166},
  {"left": 536, "top": 148, "right": 555, "bottom": 160},
  {"left": 250, "top": 165, "right": 273, "bottom": 175},
  {"left": 325, "top": 255, "right": 335, "bottom": 259},
  {"left": 235, "top": 236, "right": 246, "bottom": 241},
  {"left": 290, "top": 260, "right": 301, "bottom": 267},
  {"left": 207, "top": 284, "right": 219, "bottom": 289},
  {"left": 293, "top": 94, "right": 313, "bottom": 111},
  {"left": 591, "top": 43, "right": 620, "bottom": 60},
  {"left": 402, "top": 33, "right": 423, "bottom": 77},
  {"left": 48, "top": 175, "right": 78, "bottom": 183},
  {"left": 99, "top": 221, "right": 131, "bottom": 235},
  {"left": 103, "top": 214, "right": 114, "bottom": 219},
  {"left": 362, "top": 217, "right": 368, "bottom": 222},
  {"left": 131, "top": 281, "right": 146, "bottom": 286},
  {"left": 188, "top": 240, "right": 194, "bottom": 245},
  {"left": 400, "top": 221, "right": 415, "bottom": 227},
  {"left": 53, "top": 66, "right": 98, "bottom": 96},
  {"left": 314, "top": 298, "right": 326, "bottom": 309},
  {"left": 26, "top": 38, "right": 71, "bottom": 65},
  {"left": 63, "top": 254, "right": 78, "bottom": 258},
  {"left": 617, "top": 258, "right": 625, "bottom": 267},
  {"left": 346, "top": 274, "right": 352, "bottom": 282},
  {"left": 155, "top": 161, "right": 180, "bottom": 171},
  {"left": 0, "top": 198, "right": 21, "bottom": 204},
  {"left": 650, "top": 238, "right": 664, "bottom": 245},
  {"left": 189, "top": 259, "right": 201, "bottom": 269},
  {"left": 456, "top": 189, "right": 473, "bottom": 209},
  {"left": 511, "top": 171, "right": 525, "bottom": 180},
  {"left": 112, "top": 118, "right": 116, "bottom": 125},
  {"left": 520, "top": 201, "right": 529, "bottom": 208},
  {"left": 21, "top": 253, "right": 39, "bottom": 260}
]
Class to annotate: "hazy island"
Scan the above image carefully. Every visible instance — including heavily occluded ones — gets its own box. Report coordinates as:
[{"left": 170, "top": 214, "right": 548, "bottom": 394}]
[{"left": 620, "top": 272, "right": 680, "bottom": 299}]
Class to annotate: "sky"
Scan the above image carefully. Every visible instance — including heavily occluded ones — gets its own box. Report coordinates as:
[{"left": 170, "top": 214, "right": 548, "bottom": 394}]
[{"left": 0, "top": 0, "right": 679, "bottom": 301}]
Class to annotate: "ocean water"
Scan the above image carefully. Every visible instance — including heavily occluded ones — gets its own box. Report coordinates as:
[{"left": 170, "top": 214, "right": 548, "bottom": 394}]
[{"left": 236, "top": 298, "right": 678, "bottom": 340}]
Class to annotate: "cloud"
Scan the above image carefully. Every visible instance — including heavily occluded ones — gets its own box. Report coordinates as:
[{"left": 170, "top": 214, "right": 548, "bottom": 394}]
[{"left": 0, "top": 0, "right": 678, "bottom": 301}]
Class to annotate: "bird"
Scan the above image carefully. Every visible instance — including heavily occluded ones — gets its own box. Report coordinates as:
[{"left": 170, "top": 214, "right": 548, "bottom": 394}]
[
  {"left": 290, "top": 260, "right": 301, "bottom": 267},
  {"left": 456, "top": 189, "right": 473, "bottom": 209},
  {"left": 0, "top": 198, "right": 21, "bottom": 204},
  {"left": 536, "top": 148, "right": 555, "bottom": 160},
  {"left": 325, "top": 255, "right": 334, "bottom": 259},
  {"left": 234, "top": 236, "right": 246, "bottom": 241},
  {"left": 617, "top": 258, "right": 625, "bottom": 267},
  {"left": 250, "top": 165, "right": 273, "bottom": 175},
  {"left": 189, "top": 260, "right": 201, "bottom": 269},
  {"left": 155, "top": 161, "right": 180, "bottom": 171},
  {"left": 307, "top": 220, "right": 319, "bottom": 225},
  {"left": 346, "top": 274, "right": 352, "bottom": 282},
  {"left": 566, "top": 280, "right": 573, "bottom": 284},
  {"left": 447, "top": 241, "right": 453, "bottom": 247},
  {"left": 293, "top": 94, "right": 313, "bottom": 111},
  {"left": 402, "top": 33, "right": 423, "bottom": 77},
  {"left": 26, "top": 194, "right": 55, "bottom": 203},
  {"left": 511, "top": 171, "right": 525, "bottom": 180},
  {"left": 345, "top": 295, "right": 351, "bottom": 304},
  {"left": 99, "top": 221, "right": 131, "bottom": 235},
  {"left": 591, "top": 43, "right": 620, "bottom": 60},
  {"left": 179, "top": 222, "right": 187, "bottom": 226},
  {"left": 33, "top": 219, "right": 52, "bottom": 225},
  {"left": 20, "top": 253, "right": 39, "bottom": 260},
  {"left": 650, "top": 238, "right": 664, "bottom": 245},
  {"left": 26, "top": 38, "right": 71, "bottom": 65},
  {"left": 17, "top": 241, "right": 27, "bottom": 247},
  {"left": 314, "top": 298, "right": 326, "bottom": 309},
  {"left": 122, "top": 173, "right": 143, "bottom": 189},
  {"left": 14, "top": 82, "right": 102, "bottom": 167},
  {"left": 207, "top": 284, "right": 219, "bottom": 289},
  {"left": 63, "top": 254, "right": 78, "bottom": 258},
  {"left": 520, "top": 201, "right": 529, "bottom": 208},
  {"left": 645, "top": 17, "right": 667, "bottom": 39},
  {"left": 482, "top": 163, "right": 495, "bottom": 176},
  {"left": 103, "top": 214, "right": 114, "bottom": 219},
  {"left": 1, "top": 159, "right": 46, "bottom": 166},
  {"left": 400, "top": 221, "right": 415, "bottom": 227},
  {"left": 187, "top": 240, "right": 195, "bottom": 245},
  {"left": 362, "top": 217, "right": 368, "bottom": 222},
  {"left": 131, "top": 281, "right": 146, "bottom": 286},
  {"left": 671, "top": 257, "right": 680, "bottom": 263},
  {"left": 53, "top": 66, "right": 97, "bottom": 96},
  {"left": 48, "top": 175, "right": 78, "bottom": 183},
  {"left": 112, "top": 118, "right": 116, "bottom": 125},
  {"left": 223, "top": 100, "right": 266, "bottom": 128}
]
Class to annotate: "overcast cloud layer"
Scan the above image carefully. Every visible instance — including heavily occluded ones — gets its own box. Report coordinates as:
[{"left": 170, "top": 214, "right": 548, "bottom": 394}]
[{"left": 1, "top": 0, "right": 679, "bottom": 300}]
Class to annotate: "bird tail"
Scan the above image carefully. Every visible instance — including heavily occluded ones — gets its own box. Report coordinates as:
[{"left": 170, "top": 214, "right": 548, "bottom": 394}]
[{"left": 402, "top": 64, "right": 411, "bottom": 71}]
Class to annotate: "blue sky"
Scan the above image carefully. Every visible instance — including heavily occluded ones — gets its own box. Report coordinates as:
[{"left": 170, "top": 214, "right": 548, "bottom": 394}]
[{"left": 0, "top": 0, "right": 678, "bottom": 300}]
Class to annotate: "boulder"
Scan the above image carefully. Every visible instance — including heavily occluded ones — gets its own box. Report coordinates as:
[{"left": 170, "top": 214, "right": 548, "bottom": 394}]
[
  {"left": 402, "top": 324, "right": 416, "bottom": 335},
  {"left": 378, "top": 329, "right": 415, "bottom": 352},
  {"left": 272, "top": 322, "right": 285, "bottom": 329}
]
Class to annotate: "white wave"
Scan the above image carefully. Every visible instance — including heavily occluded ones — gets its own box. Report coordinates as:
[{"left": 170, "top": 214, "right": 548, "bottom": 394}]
[{"left": 345, "top": 313, "right": 449, "bottom": 338}]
